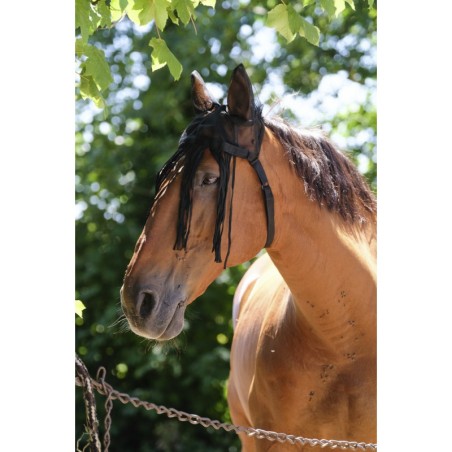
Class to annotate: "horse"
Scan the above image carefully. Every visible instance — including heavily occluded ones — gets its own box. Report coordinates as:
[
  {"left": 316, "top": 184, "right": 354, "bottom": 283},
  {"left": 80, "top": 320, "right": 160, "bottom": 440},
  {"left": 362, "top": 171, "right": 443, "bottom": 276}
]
[{"left": 120, "top": 64, "right": 377, "bottom": 450}]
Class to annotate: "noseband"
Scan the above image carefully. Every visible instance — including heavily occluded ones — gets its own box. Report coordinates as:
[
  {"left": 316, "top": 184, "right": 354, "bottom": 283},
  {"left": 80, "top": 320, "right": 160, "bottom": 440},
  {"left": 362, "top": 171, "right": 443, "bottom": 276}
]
[{"left": 156, "top": 103, "right": 275, "bottom": 267}]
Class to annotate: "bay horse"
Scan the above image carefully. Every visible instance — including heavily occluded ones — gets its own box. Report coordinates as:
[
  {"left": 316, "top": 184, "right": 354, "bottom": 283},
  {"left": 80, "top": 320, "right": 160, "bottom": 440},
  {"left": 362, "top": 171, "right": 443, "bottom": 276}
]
[{"left": 120, "top": 65, "right": 377, "bottom": 450}]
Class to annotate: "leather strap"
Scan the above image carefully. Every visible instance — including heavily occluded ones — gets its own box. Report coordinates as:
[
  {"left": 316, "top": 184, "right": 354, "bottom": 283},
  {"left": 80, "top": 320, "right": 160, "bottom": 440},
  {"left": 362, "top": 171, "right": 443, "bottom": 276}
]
[
  {"left": 222, "top": 131, "right": 275, "bottom": 249},
  {"left": 249, "top": 158, "right": 275, "bottom": 247}
]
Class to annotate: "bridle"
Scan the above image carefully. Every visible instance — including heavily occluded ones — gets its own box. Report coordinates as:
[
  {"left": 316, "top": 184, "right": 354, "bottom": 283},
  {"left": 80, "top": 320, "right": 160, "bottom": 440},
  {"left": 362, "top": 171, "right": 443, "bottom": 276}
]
[
  {"left": 158, "top": 102, "right": 275, "bottom": 268},
  {"left": 217, "top": 104, "right": 275, "bottom": 250}
]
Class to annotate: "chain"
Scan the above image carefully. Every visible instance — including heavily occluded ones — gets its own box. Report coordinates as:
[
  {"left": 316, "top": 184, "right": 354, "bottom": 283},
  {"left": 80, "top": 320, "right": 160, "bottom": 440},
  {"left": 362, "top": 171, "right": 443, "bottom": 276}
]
[
  {"left": 75, "top": 355, "right": 102, "bottom": 452},
  {"left": 75, "top": 355, "right": 377, "bottom": 450},
  {"left": 101, "top": 367, "right": 113, "bottom": 452}
]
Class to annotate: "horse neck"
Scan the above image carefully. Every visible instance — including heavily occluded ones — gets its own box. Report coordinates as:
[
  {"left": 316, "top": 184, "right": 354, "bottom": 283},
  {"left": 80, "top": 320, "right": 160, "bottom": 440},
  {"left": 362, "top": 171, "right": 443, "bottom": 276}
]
[{"left": 262, "top": 130, "right": 377, "bottom": 354}]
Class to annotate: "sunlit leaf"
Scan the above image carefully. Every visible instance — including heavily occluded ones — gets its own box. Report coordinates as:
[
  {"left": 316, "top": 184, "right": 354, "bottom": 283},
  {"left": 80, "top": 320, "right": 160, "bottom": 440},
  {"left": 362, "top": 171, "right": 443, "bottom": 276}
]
[
  {"left": 79, "top": 73, "right": 105, "bottom": 107},
  {"left": 96, "top": 0, "right": 112, "bottom": 27},
  {"left": 75, "top": 38, "right": 85, "bottom": 57},
  {"left": 199, "top": 0, "right": 216, "bottom": 7},
  {"left": 167, "top": 7, "right": 180, "bottom": 25},
  {"left": 153, "top": 0, "right": 171, "bottom": 29},
  {"left": 287, "top": 4, "right": 303, "bottom": 34},
  {"left": 287, "top": 5, "right": 320, "bottom": 46},
  {"left": 368, "top": 0, "right": 374, "bottom": 9},
  {"left": 75, "top": 300, "right": 86, "bottom": 318},
  {"left": 334, "top": 0, "right": 346, "bottom": 16},
  {"left": 75, "top": 0, "right": 100, "bottom": 43},
  {"left": 149, "top": 38, "right": 183, "bottom": 80},
  {"left": 267, "top": 4, "right": 295, "bottom": 43},
  {"left": 127, "top": 0, "right": 154, "bottom": 25},
  {"left": 110, "top": 0, "right": 128, "bottom": 22},
  {"left": 334, "top": 0, "right": 355, "bottom": 16},
  {"left": 83, "top": 45, "right": 113, "bottom": 91},
  {"left": 320, "top": 0, "right": 336, "bottom": 17},
  {"left": 127, "top": 0, "right": 170, "bottom": 29},
  {"left": 345, "top": 0, "right": 355, "bottom": 10},
  {"left": 77, "top": 40, "right": 112, "bottom": 114},
  {"left": 173, "top": 0, "right": 196, "bottom": 25},
  {"left": 79, "top": 73, "right": 109, "bottom": 117},
  {"left": 75, "top": 0, "right": 90, "bottom": 43},
  {"left": 299, "top": 19, "right": 320, "bottom": 46}
]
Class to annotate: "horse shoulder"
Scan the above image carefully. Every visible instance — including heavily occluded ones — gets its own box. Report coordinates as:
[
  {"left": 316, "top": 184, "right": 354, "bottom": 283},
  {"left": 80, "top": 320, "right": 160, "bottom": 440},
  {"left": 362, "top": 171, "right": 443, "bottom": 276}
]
[
  {"left": 232, "top": 253, "right": 274, "bottom": 328},
  {"left": 229, "top": 253, "right": 289, "bottom": 427}
]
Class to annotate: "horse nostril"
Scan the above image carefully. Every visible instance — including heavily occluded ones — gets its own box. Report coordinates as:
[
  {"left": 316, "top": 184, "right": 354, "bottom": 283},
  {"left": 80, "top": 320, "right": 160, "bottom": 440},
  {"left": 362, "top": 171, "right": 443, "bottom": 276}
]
[{"left": 139, "top": 292, "right": 156, "bottom": 319}]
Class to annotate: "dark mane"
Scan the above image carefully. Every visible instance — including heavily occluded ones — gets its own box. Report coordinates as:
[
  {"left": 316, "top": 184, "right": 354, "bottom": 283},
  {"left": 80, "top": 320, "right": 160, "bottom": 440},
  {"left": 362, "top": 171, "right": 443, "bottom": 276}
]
[
  {"left": 155, "top": 104, "right": 376, "bottom": 267},
  {"left": 264, "top": 116, "right": 377, "bottom": 222}
]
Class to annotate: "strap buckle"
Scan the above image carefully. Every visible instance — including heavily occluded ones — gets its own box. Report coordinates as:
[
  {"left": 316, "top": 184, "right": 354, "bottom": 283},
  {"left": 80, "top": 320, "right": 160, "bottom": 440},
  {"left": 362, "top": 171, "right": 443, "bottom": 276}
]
[{"left": 261, "top": 180, "right": 270, "bottom": 191}]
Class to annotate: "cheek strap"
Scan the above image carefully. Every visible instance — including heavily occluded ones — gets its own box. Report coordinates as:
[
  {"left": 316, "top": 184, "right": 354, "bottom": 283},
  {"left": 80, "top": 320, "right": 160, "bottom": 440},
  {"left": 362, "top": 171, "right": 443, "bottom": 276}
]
[{"left": 220, "top": 121, "right": 275, "bottom": 268}]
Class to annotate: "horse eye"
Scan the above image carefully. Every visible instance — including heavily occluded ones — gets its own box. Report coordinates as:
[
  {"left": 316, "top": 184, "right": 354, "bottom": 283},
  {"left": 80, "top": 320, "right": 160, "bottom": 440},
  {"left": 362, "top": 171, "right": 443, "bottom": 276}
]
[{"left": 202, "top": 175, "right": 219, "bottom": 186}]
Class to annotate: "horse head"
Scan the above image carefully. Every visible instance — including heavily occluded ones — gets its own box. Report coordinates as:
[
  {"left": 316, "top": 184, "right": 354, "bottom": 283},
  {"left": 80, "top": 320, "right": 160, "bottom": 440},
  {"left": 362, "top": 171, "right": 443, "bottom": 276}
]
[{"left": 120, "top": 65, "right": 272, "bottom": 340}]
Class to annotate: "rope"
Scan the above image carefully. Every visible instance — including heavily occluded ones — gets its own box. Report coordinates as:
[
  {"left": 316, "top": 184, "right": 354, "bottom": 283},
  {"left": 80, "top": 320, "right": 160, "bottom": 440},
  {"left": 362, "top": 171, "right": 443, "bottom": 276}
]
[{"left": 75, "top": 355, "right": 377, "bottom": 450}]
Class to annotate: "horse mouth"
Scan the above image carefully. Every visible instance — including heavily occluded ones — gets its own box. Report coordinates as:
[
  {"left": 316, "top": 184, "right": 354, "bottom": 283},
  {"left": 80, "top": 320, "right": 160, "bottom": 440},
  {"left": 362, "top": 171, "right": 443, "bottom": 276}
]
[
  {"left": 156, "top": 299, "right": 186, "bottom": 341},
  {"left": 127, "top": 296, "right": 187, "bottom": 341}
]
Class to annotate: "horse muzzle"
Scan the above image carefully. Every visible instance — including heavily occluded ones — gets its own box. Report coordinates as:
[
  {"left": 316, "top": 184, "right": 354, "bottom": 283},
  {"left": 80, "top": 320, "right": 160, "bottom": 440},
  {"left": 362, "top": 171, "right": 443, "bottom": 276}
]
[{"left": 120, "top": 284, "right": 187, "bottom": 341}]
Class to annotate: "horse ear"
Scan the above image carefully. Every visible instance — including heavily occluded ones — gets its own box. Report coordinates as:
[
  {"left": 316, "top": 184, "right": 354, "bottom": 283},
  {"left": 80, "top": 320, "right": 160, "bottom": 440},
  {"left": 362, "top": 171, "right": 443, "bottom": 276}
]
[
  {"left": 191, "top": 70, "right": 215, "bottom": 114},
  {"left": 227, "top": 64, "right": 255, "bottom": 121}
]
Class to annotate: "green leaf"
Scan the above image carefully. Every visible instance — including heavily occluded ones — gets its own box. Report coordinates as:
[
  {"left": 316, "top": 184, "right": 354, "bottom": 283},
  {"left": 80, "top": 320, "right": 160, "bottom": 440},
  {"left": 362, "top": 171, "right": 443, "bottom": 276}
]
[
  {"left": 199, "top": 0, "right": 216, "bottom": 7},
  {"left": 173, "top": 0, "right": 196, "bottom": 25},
  {"left": 334, "top": 0, "right": 346, "bottom": 16},
  {"left": 167, "top": 7, "right": 180, "bottom": 25},
  {"left": 287, "top": 4, "right": 303, "bottom": 34},
  {"left": 79, "top": 73, "right": 105, "bottom": 107},
  {"left": 76, "top": 39, "right": 111, "bottom": 109},
  {"left": 368, "top": 0, "right": 374, "bottom": 9},
  {"left": 320, "top": 0, "right": 336, "bottom": 17},
  {"left": 299, "top": 18, "right": 320, "bottom": 46},
  {"left": 75, "top": 38, "right": 85, "bottom": 57},
  {"left": 127, "top": 0, "right": 154, "bottom": 25},
  {"left": 83, "top": 45, "right": 113, "bottom": 91},
  {"left": 334, "top": 0, "right": 354, "bottom": 16},
  {"left": 149, "top": 38, "right": 183, "bottom": 80},
  {"left": 110, "top": 0, "right": 128, "bottom": 22},
  {"left": 75, "top": 0, "right": 90, "bottom": 42},
  {"left": 127, "top": 0, "right": 170, "bottom": 29},
  {"left": 96, "top": 0, "right": 112, "bottom": 27},
  {"left": 287, "top": 5, "right": 320, "bottom": 46},
  {"left": 153, "top": 0, "right": 171, "bottom": 29},
  {"left": 345, "top": 0, "right": 355, "bottom": 10},
  {"left": 267, "top": 4, "right": 295, "bottom": 43},
  {"left": 75, "top": 300, "right": 86, "bottom": 318},
  {"left": 75, "top": 0, "right": 100, "bottom": 43},
  {"left": 79, "top": 74, "right": 109, "bottom": 117}
]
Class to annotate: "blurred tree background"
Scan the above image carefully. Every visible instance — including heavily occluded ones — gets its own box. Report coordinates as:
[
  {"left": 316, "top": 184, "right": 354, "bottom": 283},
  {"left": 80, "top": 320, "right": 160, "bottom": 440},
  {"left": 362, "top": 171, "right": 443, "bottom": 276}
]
[{"left": 75, "top": 1, "right": 376, "bottom": 450}]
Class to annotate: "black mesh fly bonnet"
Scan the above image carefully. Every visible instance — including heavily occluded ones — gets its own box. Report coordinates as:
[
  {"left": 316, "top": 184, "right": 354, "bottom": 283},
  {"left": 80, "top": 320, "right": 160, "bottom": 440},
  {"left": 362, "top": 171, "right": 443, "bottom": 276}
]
[{"left": 154, "top": 102, "right": 274, "bottom": 268}]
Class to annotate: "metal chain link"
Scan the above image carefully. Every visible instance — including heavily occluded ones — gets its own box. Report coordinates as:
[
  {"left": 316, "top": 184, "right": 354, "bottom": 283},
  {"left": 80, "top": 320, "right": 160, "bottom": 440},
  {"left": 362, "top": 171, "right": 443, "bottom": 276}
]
[
  {"left": 75, "top": 355, "right": 377, "bottom": 450},
  {"left": 100, "top": 367, "right": 113, "bottom": 452},
  {"left": 75, "top": 355, "right": 102, "bottom": 452}
]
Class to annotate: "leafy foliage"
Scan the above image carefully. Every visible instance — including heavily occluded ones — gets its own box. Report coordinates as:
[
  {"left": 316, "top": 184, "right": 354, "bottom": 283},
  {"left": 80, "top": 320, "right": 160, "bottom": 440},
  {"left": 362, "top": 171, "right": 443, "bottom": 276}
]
[
  {"left": 76, "top": 39, "right": 113, "bottom": 111},
  {"left": 149, "top": 37, "right": 183, "bottom": 79},
  {"left": 75, "top": 300, "right": 86, "bottom": 318},
  {"left": 75, "top": 0, "right": 374, "bottom": 110},
  {"left": 267, "top": 3, "right": 320, "bottom": 45}
]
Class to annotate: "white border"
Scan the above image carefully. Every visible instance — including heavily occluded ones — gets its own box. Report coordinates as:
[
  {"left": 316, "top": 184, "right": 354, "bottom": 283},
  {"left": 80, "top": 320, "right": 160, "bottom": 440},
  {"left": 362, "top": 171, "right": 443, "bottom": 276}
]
[
  {"left": 378, "top": 1, "right": 452, "bottom": 450},
  {"left": 1, "top": 1, "right": 74, "bottom": 449}
]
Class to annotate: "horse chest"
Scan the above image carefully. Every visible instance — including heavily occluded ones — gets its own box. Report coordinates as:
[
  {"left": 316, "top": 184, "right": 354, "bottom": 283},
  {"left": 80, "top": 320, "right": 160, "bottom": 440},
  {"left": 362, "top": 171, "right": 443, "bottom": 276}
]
[{"left": 247, "top": 324, "right": 376, "bottom": 441}]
